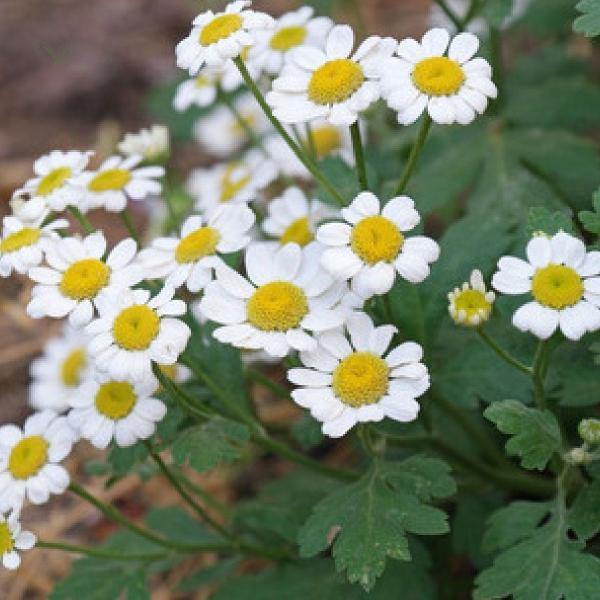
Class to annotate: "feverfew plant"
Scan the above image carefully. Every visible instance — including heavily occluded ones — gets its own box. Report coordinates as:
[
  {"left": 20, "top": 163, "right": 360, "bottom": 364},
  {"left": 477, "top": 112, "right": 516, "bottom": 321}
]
[{"left": 2, "top": 2, "right": 600, "bottom": 599}]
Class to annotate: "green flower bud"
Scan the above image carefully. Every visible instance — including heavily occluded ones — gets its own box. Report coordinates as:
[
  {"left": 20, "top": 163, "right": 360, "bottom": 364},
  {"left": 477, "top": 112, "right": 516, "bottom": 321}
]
[{"left": 578, "top": 418, "right": 600, "bottom": 445}]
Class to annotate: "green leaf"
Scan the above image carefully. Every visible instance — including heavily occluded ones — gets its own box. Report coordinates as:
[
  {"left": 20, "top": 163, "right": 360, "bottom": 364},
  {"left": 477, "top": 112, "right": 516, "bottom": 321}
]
[
  {"left": 475, "top": 498, "right": 600, "bottom": 599},
  {"left": 481, "top": 0, "right": 514, "bottom": 26},
  {"left": 145, "top": 506, "right": 221, "bottom": 546},
  {"left": 297, "top": 456, "right": 455, "bottom": 591},
  {"left": 527, "top": 206, "right": 575, "bottom": 236},
  {"left": 290, "top": 413, "right": 324, "bottom": 450},
  {"left": 579, "top": 188, "right": 600, "bottom": 236},
  {"left": 213, "top": 546, "right": 436, "bottom": 600},
  {"left": 484, "top": 400, "right": 562, "bottom": 470},
  {"left": 178, "top": 557, "right": 240, "bottom": 593},
  {"left": 550, "top": 341, "right": 600, "bottom": 406},
  {"left": 574, "top": 0, "right": 600, "bottom": 36},
  {"left": 315, "top": 156, "right": 360, "bottom": 207},
  {"left": 172, "top": 416, "right": 250, "bottom": 473},
  {"left": 568, "top": 480, "right": 600, "bottom": 541}
]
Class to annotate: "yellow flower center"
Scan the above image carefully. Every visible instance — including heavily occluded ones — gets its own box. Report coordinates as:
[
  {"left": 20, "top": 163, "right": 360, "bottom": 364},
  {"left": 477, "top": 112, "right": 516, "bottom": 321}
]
[
  {"left": 175, "top": 226, "right": 220, "bottom": 264},
  {"left": 280, "top": 217, "right": 313, "bottom": 247},
  {"left": 270, "top": 25, "right": 307, "bottom": 51},
  {"left": 112, "top": 305, "right": 160, "bottom": 351},
  {"left": 452, "top": 289, "right": 492, "bottom": 323},
  {"left": 8, "top": 435, "right": 49, "bottom": 480},
  {"left": 199, "top": 13, "right": 243, "bottom": 46},
  {"left": 247, "top": 281, "right": 308, "bottom": 331},
  {"left": 230, "top": 113, "right": 257, "bottom": 137},
  {"left": 332, "top": 352, "right": 389, "bottom": 407},
  {"left": 0, "top": 228, "right": 41, "bottom": 253},
  {"left": 220, "top": 163, "right": 251, "bottom": 202},
  {"left": 412, "top": 56, "right": 465, "bottom": 96},
  {"left": 59, "top": 258, "right": 110, "bottom": 300},
  {"left": 88, "top": 169, "right": 131, "bottom": 192},
  {"left": 531, "top": 264, "right": 583, "bottom": 309},
  {"left": 60, "top": 348, "right": 87, "bottom": 387},
  {"left": 351, "top": 216, "right": 404, "bottom": 264},
  {"left": 36, "top": 166, "right": 72, "bottom": 196},
  {"left": 310, "top": 126, "right": 342, "bottom": 159},
  {"left": 308, "top": 59, "right": 365, "bottom": 105},
  {"left": 95, "top": 381, "right": 137, "bottom": 420},
  {"left": 195, "top": 75, "right": 209, "bottom": 88},
  {"left": 0, "top": 523, "right": 13, "bottom": 555}
]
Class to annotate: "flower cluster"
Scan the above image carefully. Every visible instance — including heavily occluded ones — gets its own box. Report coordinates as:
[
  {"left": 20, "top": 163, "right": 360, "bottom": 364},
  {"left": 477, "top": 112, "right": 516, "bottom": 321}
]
[{"left": 3, "top": 0, "right": 599, "bottom": 576}]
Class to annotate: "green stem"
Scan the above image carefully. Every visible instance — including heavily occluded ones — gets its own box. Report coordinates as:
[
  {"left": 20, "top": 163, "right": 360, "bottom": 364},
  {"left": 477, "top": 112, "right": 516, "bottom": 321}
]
[
  {"left": 120, "top": 209, "right": 141, "bottom": 247},
  {"left": 68, "top": 206, "right": 95, "bottom": 234},
  {"left": 434, "top": 0, "right": 463, "bottom": 29},
  {"left": 144, "top": 441, "right": 232, "bottom": 539},
  {"left": 394, "top": 114, "right": 432, "bottom": 195},
  {"left": 532, "top": 340, "right": 548, "bottom": 410},
  {"left": 152, "top": 362, "right": 213, "bottom": 420},
  {"left": 246, "top": 368, "right": 292, "bottom": 401},
  {"left": 304, "top": 123, "right": 317, "bottom": 160},
  {"left": 171, "top": 467, "right": 232, "bottom": 517},
  {"left": 461, "top": 0, "right": 483, "bottom": 29},
  {"left": 36, "top": 539, "right": 170, "bottom": 562},
  {"left": 233, "top": 56, "right": 346, "bottom": 207},
  {"left": 219, "top": 89, "right": 266, "bottom": 154},
  {"left": 477, "top": 328, "right": 533, "bottom": 375},
  {"left": 350, "top": 122, "right": 369, "bottom": 191}
]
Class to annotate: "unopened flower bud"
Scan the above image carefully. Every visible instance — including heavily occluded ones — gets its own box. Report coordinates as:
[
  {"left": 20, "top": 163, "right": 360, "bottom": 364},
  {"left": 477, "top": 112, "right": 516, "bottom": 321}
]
[
  {"left": 578, "top": 419, "right": 600, "bottom": 445},
  {"left": 564, "top": 447, "right": 593, "bottom": 466}
]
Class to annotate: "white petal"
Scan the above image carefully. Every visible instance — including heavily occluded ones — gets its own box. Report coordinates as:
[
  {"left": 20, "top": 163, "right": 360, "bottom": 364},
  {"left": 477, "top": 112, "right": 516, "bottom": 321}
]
[
  {"left": 326, "top": 25, "right": 354, "bottom": 59},
  {"left": 526, "top": 236, "right": 552, "bottom": 268},
  {"left": 421, "top": 28, "right": 450, "bottom": 57},
  {"left": 322, "top": 408, "right": 356, "bottom": 437},
  {"left": 448, "top": 32, "right": 479, "bottom": 64}
]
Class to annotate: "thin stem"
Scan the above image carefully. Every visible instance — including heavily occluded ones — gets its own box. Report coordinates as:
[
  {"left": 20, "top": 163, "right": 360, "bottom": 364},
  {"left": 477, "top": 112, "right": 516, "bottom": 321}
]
[
  {"left": 68, "top": 482, "right": 224, "bottom": 553},
  {"left": 233, "top": 56, "right": 346, "bottom": 207},
  {"left": 434, "top": 0, "right": 462, "bottom": 30},
  {"left": 219, "top": 89, "right": 266, "bottom": 154},
  {"left": 144, "top": 441, "right": 232, "bottom": 539},
  {"left": 120, "top": 209, "right": 141, "bottom": 247},
  {"left": 477, "top": 327, "right": 533, "bottom": 375},
  {"left": 152, "top": 362, "right": 213, "bottom": 420},
  {"left": 246, "top": 368, "right": 292, "bottom": 401},
  {"left": 532, "top": 340, "right": 548, "bottom": 410},
  {"left": 350, "top": 122, "right": 369, "bottom": 191},
  {"left": 394, "top": 115, "right": 432, "bottom": 195},
  {"left": 68, "top": 206, "right": 95, "bottom": 234},
  {"left": 36, "top": 539, "right": 170, "bottom": 562}
]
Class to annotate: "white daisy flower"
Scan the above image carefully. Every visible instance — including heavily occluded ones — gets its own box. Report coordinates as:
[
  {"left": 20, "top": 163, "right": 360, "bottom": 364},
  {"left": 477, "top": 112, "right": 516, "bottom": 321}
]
[
  {"left": 264, "top": 118, "right": 358, "bottom": 178},
  {"left": 139, "top": 204, "right": 255, "bottom": 292},
  {"left": 250, "top": 6, "right": 333, "bottom": 76},
  {"left": 0, "top": 511, "right": 36, "bottom": 570},
  {"left": 193, "top": 93, "right": 271, "bottom": 157},
  {"left": 176, "top": 1, "right": 274, "bottom": 74},
  {"left": 262, "top": 187, "right": 337, "bottom": 247},
  {"left": 86, "top": 286, "right": 191, "bottom": 381},
  {"left": 0, "top": 411, "right": 75, "bottom": 510},
  {"left": 492, "top": 231, "right": 600, "bottom": 341},
  {"left": 118, "top": 125, "right": 170, "bottom": 162},
  {"left": 27, "top": 231, "right": 144, "bottom": 327},
  {"left": 12, "top": 150, "right": 92, "bottom": 212},
  {"left": 0, "top": 213, "right": 67, "bottom": 277},
  {"left": 380, "top": 28, "right": 497, "bottom": 126},
  {"left": 74, "top": 155, "right": 164, "bottom": 213},
  {"left": 267, "top": 24, "right": 396, "bottom": 126},
  {"left": 29, "top": 325, "right": 91, "bottom": 413},
  {"left": 68, "top": 372, "right": 166, "bottom": 449},
  {"left": 448, "top": 269, "right": 495, "bottom": 327},
  {"left": 288, "top": 312, "right": 428, "bottom": 437},
  {"left": 187, "top": 149, "right": 277, "bottom": 213},
  {"left": 199, "top": 242, "right": 349, "bottom": 357},
  {"left": 9, "top": 196, "right": 49, "bottom": 224},
  {"left": 174, "top": 73, "right": 220, "bottom": 112},
  {"left": 317, "top": 191, "right": 440, "bottom": 298}
]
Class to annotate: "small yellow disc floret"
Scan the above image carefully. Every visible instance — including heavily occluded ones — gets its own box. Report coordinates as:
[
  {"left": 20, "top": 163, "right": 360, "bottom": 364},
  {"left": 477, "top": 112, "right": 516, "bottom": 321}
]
[
  {"left": 308, "top": 59, "right": 365, "bottom": 105},
  {"left": 59, "top": 258, "right": 110, "bottom": 300},
  {"left": 247, "top": 281, "right": 308, "bottom": 331},
  {"left": 37, "top": 167, "right": 72, "bottom": 196},
  {"left": 270, "top": 26, "right": 307, "bottom": 51},
  {"left": 112, "top": 305, "right": 160, "bottom": 351},
  {"left": 280, "top": 217, "right": 313, "bottom": 247},
  {"left": 351, "top": 216, "right": 404, "bottom": 264},
  {"left": 175, "top": 226, "right": 220, "bottom": 264},
  {"left": 88, "top": 169, "right": 131, "bottom": 192},
  {"left": 61, "top": 348, "right": 87, "bottom": 387},
  {"left": 451, "top": 289, "right": 492, "bottom": 325},
  {"left": 200, "top": 14, "right": 243, "bottom": 46},
  {"left": 0, "top": 522, "right": 13, "bottom": 555},
  {"left": 412, "top": 56, "right": 465, "bottom": 96},
  {"left": 311, "top": 126, "right": 342, "bottom": 159},
  {"left": 0, "top": 228, "right": 41, "bottom": 253},
  {"left": 531, "top": 264, "right": 583, "bottom": 309},
  {"left": 332, "top": 352, "right": 389, "bottom": 407},
  {"left": 8, "top": 435, "right": 49, "bottom": 480},
  {"left": 95, "top": 381, "right": 137, "bottom": 420},
  {"left": 220, "top": 163, "right": 251, "bottom": 202}
]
